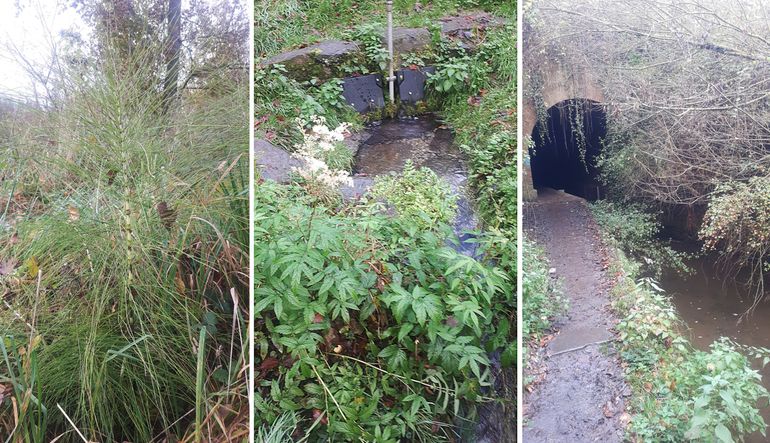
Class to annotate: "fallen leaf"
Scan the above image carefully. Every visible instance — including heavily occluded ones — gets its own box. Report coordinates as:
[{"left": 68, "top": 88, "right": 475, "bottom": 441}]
[
  {"left": 0, "top": 258, "right": 16, "bottom": 276},
  {"left": 312, "top": 409, "right": 328, "bottom": 425},
  {"left": 603, "top": 401, "right": 615, "bottom": 418},
  {"left": 259, "top": 357, "right": 279, "bottom": 372},
  {"left": 174, "top": 274, "right": 186, "bottom": 296},
  {"left": 157, "top": 202, "right": 176, "bottom": 229}
]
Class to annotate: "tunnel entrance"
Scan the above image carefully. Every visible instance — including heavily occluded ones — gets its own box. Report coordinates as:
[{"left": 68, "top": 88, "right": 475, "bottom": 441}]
[{"left": 530, "top": 99, "right": 607, "bottom": 200}]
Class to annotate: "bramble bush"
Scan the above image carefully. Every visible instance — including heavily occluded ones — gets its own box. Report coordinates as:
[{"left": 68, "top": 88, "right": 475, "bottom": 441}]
[{"left": 701, "top": 176, "right": 770, "bottom": 279}]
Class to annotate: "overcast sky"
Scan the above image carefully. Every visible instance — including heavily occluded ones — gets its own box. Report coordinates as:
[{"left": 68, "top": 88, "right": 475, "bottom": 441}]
[{"left": 0, "top": 1, "right": 86, "bottom": 100}]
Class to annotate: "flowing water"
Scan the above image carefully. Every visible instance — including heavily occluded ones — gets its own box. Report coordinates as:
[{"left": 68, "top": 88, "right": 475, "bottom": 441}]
[
  {"left": 353, "top": 115, "right": 479, "bottom": 255},
  {"left": 353, "top": 115, "right": 515, "bottom": 441},
  {"left": 663, "top": 247, "right": 770, "bottom": 441}
]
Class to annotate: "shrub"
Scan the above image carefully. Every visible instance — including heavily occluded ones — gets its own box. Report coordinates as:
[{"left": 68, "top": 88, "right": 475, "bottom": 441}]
[
  {"left": 700, "top": 176, "right": 770, "bottom": 281},
  {"left": 591, "top": 200, "right": 689, "bottom": 276}
]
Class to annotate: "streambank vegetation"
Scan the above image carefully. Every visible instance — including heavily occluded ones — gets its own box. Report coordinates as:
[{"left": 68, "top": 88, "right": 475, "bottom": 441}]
[
  {"left": 0, "top": 1, "right": 249, "bottom": 441},
  {"left": 254, "top": 1, "right": 516, "bottom": 440},
  {"left": 524, "top": 1, "right": 770, "bottom": 440}
]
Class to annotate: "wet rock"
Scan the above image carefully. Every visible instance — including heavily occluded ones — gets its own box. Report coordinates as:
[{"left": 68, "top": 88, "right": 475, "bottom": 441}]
[
  {"left": 440, "top": 13, "right": 507, "bottom": 50},
  {"left": 341, "top": 128, "right": 370, "bottom": 157},
  {"left": 260, "top": 40, "right": 361, "bottom": 82},
  {"left": 254, "top": 139, "right": 302, "bottom": 183},
  {"left": 340, "top": 176, "right": 374, "bottom": 200},
  {"left": 382, "top": 27, "right": 431, "bottom": 55}
]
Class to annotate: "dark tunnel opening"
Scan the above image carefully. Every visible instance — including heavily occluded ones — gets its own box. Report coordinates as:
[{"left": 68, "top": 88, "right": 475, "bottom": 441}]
[{"left": 529, "top": 99, "right": 607, "bottom": 200}]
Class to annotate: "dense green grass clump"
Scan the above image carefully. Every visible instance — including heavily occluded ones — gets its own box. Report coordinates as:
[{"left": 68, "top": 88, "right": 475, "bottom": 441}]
[{"left": 0, "top": 52, "right": 248, "bottom": 441}]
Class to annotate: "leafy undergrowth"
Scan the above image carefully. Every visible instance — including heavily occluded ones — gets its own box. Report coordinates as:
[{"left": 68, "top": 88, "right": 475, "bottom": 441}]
[
  {"left": 370, "top": 161, "right": 458, "bottom": 230},
  {"left": 254, "top": 180, "right": 513, "bottom": 441},
  {"left": 438, "top": 24, "right": 517, "bottom": 235},
  {"left": 0, "top": 51, "right": 248, "bottom": 441},
  {"left": 521, "top": 238, "right": 564, "bottom": 350},
  {"left": 604, "top": 238, "right": 770, "bottom": 442},
  {"left": 255, "top": 0, "right": 515, "bottom": 59},
  {"left": 590, "top": 201, "right": 690, "bottom": 276}
]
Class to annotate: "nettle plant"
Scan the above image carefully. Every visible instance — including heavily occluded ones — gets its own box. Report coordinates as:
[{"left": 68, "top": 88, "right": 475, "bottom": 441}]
[
  {"left": 254, "top": 181, "right": 511, "bottom": 441},
  {"left": 428, "top": 40, "right": 491, "bottom": 95}
]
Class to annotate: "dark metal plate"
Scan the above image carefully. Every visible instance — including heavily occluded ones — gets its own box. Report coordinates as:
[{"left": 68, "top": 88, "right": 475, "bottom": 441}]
[
  {"left": 341, "top": 74, "right": 385, "bottom": 113},
  {"left": 396, "top": 66, "right": 435, "bottom": 104}
]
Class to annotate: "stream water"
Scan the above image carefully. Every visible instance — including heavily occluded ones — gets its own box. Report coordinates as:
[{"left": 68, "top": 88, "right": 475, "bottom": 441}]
[
  {"left": 662, "top": 247, "right": 770, "bottom": 441},
  {"left": 353, "top": 115, "right": 513, "bottom": 441},
  {"left": 353, "top": 115, "right": 479, "bottom": 255}
]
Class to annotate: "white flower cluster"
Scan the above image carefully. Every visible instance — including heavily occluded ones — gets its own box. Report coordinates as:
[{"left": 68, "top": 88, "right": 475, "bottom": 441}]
[{"left": 292, "top": 116, "right": 353, "bottom": 188}]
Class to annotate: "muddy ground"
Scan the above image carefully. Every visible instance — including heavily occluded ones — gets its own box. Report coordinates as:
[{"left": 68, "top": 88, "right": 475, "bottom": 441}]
[{"left": 523, "top": 189, "right": 629, "bottom": 442}]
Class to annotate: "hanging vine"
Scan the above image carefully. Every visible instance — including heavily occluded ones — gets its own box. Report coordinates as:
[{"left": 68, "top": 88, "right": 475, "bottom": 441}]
[{"left": 568, "top": 99, "right": 589, "bottom": 172}]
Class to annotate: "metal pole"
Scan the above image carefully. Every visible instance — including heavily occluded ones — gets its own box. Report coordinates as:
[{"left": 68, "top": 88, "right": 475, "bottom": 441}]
[{"left": 386, "top": 0, "right": 395, "bottom": 103}]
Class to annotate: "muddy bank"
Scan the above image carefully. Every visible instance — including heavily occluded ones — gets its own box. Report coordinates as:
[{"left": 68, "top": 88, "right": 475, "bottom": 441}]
[{"left": 524, "top": 189, "right": 628, "bottom": 442}]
